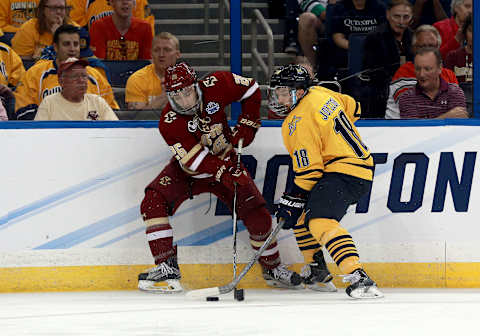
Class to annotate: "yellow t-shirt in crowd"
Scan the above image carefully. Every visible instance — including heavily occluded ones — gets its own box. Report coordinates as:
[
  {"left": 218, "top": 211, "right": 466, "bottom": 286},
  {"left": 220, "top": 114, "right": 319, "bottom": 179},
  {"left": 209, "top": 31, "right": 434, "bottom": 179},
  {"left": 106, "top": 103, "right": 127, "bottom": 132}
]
[
  {"left": 11, "top": 18, "right": 79, "bottom": 58},
  {"left": 35, "top": 92, "right": 118, "bottom": 120},
  {"left": 0, "top": 42, "right": 25, "bottom": 87},
  {"left": 125, "top": 63, "right": 162, "bottom": 104},
  {"left": 15, "top": 59, "right": 119, "bottom": 119},
  {"left": 0, "top": 0, "right": 38, "bottom": 33}
]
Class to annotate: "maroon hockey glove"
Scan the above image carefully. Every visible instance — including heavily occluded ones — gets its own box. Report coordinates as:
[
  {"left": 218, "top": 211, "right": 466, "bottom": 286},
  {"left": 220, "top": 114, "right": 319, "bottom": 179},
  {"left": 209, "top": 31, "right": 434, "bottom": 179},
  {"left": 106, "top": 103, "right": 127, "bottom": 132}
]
[
  {"left": 231, "top": 119, "right": 259, "bottom": 148},
  {"left": 215, "top": 163, "right": 250, "bottom": 191}
]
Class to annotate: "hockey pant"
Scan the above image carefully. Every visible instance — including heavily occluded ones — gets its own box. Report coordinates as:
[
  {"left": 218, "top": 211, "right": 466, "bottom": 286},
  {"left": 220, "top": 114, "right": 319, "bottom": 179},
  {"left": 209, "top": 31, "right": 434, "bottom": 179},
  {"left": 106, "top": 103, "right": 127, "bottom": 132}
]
[{"left": 140, "top": 159, "right": 281, "bottom": 270}]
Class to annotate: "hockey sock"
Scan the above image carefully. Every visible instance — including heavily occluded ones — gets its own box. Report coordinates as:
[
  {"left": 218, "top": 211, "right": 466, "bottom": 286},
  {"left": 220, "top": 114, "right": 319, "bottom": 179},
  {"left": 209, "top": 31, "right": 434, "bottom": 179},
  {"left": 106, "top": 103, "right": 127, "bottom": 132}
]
[
  {"left": 243, "top": 207, "right": 280, "bottom": 269},
  {"left": 293, "top": 222, "right": 322, "bottom": 264},
  {"left": 308, "top": 218, "right": 362, "bottom": 274},
  {"left": 145, "top": 217, "right": 176, "bottom": 264}
]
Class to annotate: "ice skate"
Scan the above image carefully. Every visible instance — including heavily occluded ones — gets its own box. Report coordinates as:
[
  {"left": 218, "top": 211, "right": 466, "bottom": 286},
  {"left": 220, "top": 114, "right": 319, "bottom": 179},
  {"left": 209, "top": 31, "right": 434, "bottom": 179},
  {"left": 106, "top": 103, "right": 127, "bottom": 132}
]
[
  {"left": 138, "top": 256, "right": 183, "bottom": 293},
  {"left": 301, "top": 250, "right": 337, "bottom": 292},
  {"left": 262, "top": 264, "right": 303, "bottom": 289},
  {"left": 343, "top": 269, "right": 383, "bottom": 299}
]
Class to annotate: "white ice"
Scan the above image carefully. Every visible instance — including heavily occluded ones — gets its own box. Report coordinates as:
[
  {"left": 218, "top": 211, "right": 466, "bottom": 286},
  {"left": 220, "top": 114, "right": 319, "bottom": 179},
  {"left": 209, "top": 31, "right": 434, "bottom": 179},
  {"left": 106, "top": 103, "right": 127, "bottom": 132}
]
[{"left": 1, "top": 288, "right": 479, "bottom": 336}]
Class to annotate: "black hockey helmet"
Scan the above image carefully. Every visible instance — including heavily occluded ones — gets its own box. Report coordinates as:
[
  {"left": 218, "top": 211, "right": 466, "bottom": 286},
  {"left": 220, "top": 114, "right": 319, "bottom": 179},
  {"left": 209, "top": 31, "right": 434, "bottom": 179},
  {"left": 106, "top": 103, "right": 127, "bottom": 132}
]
[
  {"left": 269, "top": 64, "right": 312, "bottom": 89},
  {"left": 268, "top": 64, "right": 312, "bottom": 117}
]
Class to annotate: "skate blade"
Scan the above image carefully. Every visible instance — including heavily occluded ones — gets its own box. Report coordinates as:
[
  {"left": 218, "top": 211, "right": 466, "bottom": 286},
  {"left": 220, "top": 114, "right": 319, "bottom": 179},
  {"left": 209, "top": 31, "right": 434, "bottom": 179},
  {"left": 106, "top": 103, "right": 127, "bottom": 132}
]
[
  {"left": 348, "top": 285, "right": 384, "bottom": 299},
  {"left": 265, "top": 279, "right": 303, "bottom": 290},
  {"left": 306, "top": 281, "right": 338, "bottom": 292},
  {"left": 138, "top": 279, "right": 183, "bottom": 294}
]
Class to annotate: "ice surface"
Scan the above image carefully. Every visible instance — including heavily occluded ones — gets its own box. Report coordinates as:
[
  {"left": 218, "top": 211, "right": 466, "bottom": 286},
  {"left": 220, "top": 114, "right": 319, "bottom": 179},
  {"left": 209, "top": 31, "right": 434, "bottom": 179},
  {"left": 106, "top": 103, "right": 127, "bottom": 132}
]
[{"left": 1, "top": 288, "right": 479, "bottom": 335}]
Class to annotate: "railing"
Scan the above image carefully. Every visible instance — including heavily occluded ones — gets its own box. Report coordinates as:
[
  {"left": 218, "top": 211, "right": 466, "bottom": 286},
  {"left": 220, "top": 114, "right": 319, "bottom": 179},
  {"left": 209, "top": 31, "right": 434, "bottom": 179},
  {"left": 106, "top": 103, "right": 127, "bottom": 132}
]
[
  {"left": 251, "top": 9, "right": 274, "bottom": 82},
  {"left": 203, "top": 0, "right": 229, "bottom": 65}
]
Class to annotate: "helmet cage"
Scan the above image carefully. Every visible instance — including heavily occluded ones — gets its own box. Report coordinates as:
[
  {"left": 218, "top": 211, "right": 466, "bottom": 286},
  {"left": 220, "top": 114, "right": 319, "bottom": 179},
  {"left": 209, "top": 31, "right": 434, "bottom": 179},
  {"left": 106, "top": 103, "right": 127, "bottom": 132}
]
[
  {"left": 167, "top": 83, "right": 202, "bottom": 115},
  {"left": 268, "top": 86, "right": 298, "bottom": 117},
  {"left": 268, "top": 64, "right": 311, "bottom": 117}
]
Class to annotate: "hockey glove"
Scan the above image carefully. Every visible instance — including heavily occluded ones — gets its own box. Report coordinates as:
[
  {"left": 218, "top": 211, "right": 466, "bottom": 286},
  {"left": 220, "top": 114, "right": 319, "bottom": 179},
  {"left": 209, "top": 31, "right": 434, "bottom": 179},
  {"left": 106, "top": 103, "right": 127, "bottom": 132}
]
[
  {"left": 275, "top": 193, "right": 307, "bottom": 229},
  {"left": 215, "top": 163, "right": 250, "bottom": 191},
  {"left": 231, "top": 119, "right": 260, "bottom": 148}
]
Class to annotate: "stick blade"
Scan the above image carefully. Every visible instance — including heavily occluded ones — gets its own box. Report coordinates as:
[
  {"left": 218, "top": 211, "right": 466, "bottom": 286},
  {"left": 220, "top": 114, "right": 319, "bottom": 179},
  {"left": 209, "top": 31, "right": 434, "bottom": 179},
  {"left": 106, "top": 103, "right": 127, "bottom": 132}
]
[{"left": 186, "top": 287, "right": 221, "bottom": 299}]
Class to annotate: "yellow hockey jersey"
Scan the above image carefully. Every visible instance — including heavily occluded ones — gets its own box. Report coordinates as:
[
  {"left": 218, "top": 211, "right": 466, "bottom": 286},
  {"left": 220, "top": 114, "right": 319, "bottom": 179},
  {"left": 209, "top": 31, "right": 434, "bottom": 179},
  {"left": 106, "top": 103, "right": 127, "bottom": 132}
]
[
  {"left": 14, "top": 59, "right": 119, "bottom": 119},
  {"left": 0, "top": 42, "right": 25, "bottom": 87},
  {"left": 70, "top": 0, "right": 155, "bottom": 34},
  {"left": 0, "top": 0, "right": 38, "bottom": 33},
  {"left": 281, "top": 86, "right": 374, "bottom": 192}
]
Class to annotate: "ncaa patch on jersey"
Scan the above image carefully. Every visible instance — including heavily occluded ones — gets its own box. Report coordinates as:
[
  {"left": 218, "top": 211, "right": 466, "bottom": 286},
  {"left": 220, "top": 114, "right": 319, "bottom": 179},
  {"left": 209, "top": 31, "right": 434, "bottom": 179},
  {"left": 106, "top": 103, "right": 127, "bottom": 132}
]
[{"left": 206, "top": 102, "right": 220, "bottom": 114}]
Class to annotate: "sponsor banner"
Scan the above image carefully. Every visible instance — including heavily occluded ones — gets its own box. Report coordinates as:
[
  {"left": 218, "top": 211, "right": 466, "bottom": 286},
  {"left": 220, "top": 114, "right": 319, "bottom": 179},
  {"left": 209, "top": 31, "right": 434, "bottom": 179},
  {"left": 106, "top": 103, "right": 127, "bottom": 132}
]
[{"left": 1, "top": 124, "right": 480, "bottom": 269}]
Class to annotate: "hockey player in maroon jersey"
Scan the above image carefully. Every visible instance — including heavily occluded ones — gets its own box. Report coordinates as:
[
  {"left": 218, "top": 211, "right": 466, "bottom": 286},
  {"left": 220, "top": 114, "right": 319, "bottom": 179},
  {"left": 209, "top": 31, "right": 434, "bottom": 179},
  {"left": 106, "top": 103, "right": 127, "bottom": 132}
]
[{"left": 138, "top": 62, "right": 302, "bottom": 293}]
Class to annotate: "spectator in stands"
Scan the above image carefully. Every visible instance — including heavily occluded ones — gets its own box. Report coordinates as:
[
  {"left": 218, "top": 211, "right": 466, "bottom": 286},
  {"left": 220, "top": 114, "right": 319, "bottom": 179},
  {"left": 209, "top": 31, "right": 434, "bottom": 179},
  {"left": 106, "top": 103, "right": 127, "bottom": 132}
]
[
  {"left": 296, "top": 0, "right": 330, "bottom": 65},
  {"left": 412, "top": 0, "right": 448, "bottom": 28},
  {"left": 15, "top": 24, "right": 118, "bottom": 119},
  {"left": 330, "top": 0, "right": 386, "bottom": 70},
  {"left": 444, "top": 13, "right": 471, "bottom": 83},
  {"left": 0, "top": 0, "right": 39, "bottom": 33},
  {"left": 398, "top": 47, "right": 466, "bottom": 119},
  {"left": 35, "top": 57, "right": 118, "bottom": 120},
  {"left": 433, "top": 0, "right": 472, "bottom": 60},
  {"left": 11, "top": 0, "right": 76, "bottom": 60},
  {"left": 90, "top": 0, "right": 152, "bottom": 60},
  {"left": 360, "top": 0, "right": 413, "bottom": 118},
  {"left": 125, "top": 32, "right": 180, "bottom": 111},
  {"left": 69, "top": 0, "right": 154, "bottom": 34},
  {"left": 39, "top": 27, "right": 111, "bottom": 83},
  {"left": 0, "top": 38, "right": 25, "bottom": 119},
  {"left": 385, "top": 24, "right": 458, "bottom": 119},
  {"left": 444, "top": 13, "right": 472, "bottom": 116}
]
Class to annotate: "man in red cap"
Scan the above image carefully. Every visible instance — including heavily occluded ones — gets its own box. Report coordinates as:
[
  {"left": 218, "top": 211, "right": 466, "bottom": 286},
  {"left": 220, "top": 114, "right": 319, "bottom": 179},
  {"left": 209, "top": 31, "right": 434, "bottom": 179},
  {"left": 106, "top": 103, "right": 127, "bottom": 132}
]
[{"left": 35, "top": 57, "right": 118, "bottom": 120}]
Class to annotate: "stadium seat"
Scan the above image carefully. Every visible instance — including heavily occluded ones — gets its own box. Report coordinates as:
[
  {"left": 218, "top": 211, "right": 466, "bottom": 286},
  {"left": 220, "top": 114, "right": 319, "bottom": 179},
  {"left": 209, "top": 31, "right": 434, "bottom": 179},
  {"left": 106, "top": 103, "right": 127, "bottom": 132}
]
[
  {"left": 0, "top": 32, "right": 15, "bottom": 46},
  {"left": 22, "top": 59, "right": 35, "bottom": 70},
  {"left": 115, "top": 109, "right": 161, "bottom": 120},
  {"left": 102, "top": 60, "right": 151, "bottom": 87}
]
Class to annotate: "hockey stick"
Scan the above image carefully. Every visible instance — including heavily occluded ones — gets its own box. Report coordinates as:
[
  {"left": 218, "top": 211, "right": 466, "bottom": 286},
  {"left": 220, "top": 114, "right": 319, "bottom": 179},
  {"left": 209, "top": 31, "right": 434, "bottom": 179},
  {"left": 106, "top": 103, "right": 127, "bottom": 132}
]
[
  {"left": 232, "top": 138, "right": 243, "bottom": 283},
  {"left": 186, "top": 219, "right": 285, "bottom": 298}
]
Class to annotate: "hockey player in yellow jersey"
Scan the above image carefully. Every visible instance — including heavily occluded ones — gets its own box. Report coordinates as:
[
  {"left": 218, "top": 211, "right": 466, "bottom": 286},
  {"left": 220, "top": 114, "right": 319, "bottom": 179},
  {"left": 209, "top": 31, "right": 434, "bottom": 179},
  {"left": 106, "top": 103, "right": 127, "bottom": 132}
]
[{"left": 269, "top": 64, "right": 383, "bottom": 299}]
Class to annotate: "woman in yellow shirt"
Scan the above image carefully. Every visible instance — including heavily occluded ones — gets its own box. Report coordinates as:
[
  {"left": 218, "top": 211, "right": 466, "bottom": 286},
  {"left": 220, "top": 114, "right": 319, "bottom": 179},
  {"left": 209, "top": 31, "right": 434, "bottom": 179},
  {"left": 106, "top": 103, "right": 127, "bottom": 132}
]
[{"left": 11, "top": 0, "right": 76, "bottom": 59}]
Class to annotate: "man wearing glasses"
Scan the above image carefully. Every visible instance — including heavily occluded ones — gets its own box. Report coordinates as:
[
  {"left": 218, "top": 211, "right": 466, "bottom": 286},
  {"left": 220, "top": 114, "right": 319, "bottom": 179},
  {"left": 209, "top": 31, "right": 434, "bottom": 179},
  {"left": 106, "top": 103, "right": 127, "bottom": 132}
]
[
  {"left": 90, "top": 0, "right": 152, "bottom": 60},
  {"left": 11, "top": 0, "right": 76, "bottom": 60},
  {"left": 34, "top": 57, "right": 118, "bottom": 120}
]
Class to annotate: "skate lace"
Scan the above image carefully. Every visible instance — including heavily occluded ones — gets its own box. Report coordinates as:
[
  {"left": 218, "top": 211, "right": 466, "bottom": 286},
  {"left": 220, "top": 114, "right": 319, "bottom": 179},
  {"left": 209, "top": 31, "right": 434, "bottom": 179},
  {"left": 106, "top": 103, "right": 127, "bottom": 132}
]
[
  {"left": 342, "top": 272, "right": 361, "bottom": 284},
  {"left": 272, "top": 264, "right": 292, "bottom": 280},
  {"left": 150, "top": 263, "right": 178, "bottom": 279},
  {"left": 300, "top": 264, "right": 312, "bottom": 278}
]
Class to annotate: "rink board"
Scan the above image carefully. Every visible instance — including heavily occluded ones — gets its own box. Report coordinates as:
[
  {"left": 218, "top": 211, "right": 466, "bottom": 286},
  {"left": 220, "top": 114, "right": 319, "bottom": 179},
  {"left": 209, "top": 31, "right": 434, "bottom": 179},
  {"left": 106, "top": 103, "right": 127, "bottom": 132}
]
[{"left": 1, "top": 120, "right": 480, "bottom": 291}]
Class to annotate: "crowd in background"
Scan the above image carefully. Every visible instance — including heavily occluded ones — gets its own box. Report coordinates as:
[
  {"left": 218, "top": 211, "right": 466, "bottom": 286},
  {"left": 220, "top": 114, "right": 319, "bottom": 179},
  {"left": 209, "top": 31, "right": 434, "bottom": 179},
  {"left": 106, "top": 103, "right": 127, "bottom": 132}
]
[
  {"left": 0, "top": 0, "right": 474, "bottom": 121},
  {"left": 271, "top": 0, "right": 472, "bottom": 119}
]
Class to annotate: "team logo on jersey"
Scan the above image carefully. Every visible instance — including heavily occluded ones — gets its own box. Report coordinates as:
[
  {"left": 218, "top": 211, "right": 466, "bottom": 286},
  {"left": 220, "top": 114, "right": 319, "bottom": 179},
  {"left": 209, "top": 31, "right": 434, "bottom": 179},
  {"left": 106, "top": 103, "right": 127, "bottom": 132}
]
[
  {"left": 158, "top": 176, "right": 172, "bottom": 186},
  {"left": 206, "top": 102, "right": 220, "bottom": 115},
  {"left": 188, "top": 119, "right": 198, "bottom": 132},
  {"left": 164, "top": 111, "right": 177, "bottom": 123},
  {"left": 288, "top": 116, "right": 301, "bottom": 136},
  {"left": 87, "top": 111, "right": 99, "bottom": 120}
]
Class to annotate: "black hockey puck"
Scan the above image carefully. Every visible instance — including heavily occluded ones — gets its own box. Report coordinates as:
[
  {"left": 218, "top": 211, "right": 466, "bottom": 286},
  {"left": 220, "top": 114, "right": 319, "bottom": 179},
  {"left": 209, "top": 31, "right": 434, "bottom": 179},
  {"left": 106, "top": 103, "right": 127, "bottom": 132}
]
[
  {"left": 234, "top": 288, "right": 244, "bottom": 301},
  {"left": 206, "top": 296, "right": 219, "bottom": 301}
]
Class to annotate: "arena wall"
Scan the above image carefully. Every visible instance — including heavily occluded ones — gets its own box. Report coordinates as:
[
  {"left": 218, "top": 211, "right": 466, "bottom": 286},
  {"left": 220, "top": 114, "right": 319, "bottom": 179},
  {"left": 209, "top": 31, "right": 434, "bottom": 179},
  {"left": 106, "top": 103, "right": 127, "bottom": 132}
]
[{"left": 1, "top": 120, "right": 480, "bottom": 292}]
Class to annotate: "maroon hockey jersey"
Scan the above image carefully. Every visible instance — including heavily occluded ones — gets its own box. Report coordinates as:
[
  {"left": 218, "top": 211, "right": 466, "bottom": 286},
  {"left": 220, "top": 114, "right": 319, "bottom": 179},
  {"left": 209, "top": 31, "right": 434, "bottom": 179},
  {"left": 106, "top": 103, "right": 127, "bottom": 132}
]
[{"left": 158, "top": 71, "right": 261, "bottom": 176}]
